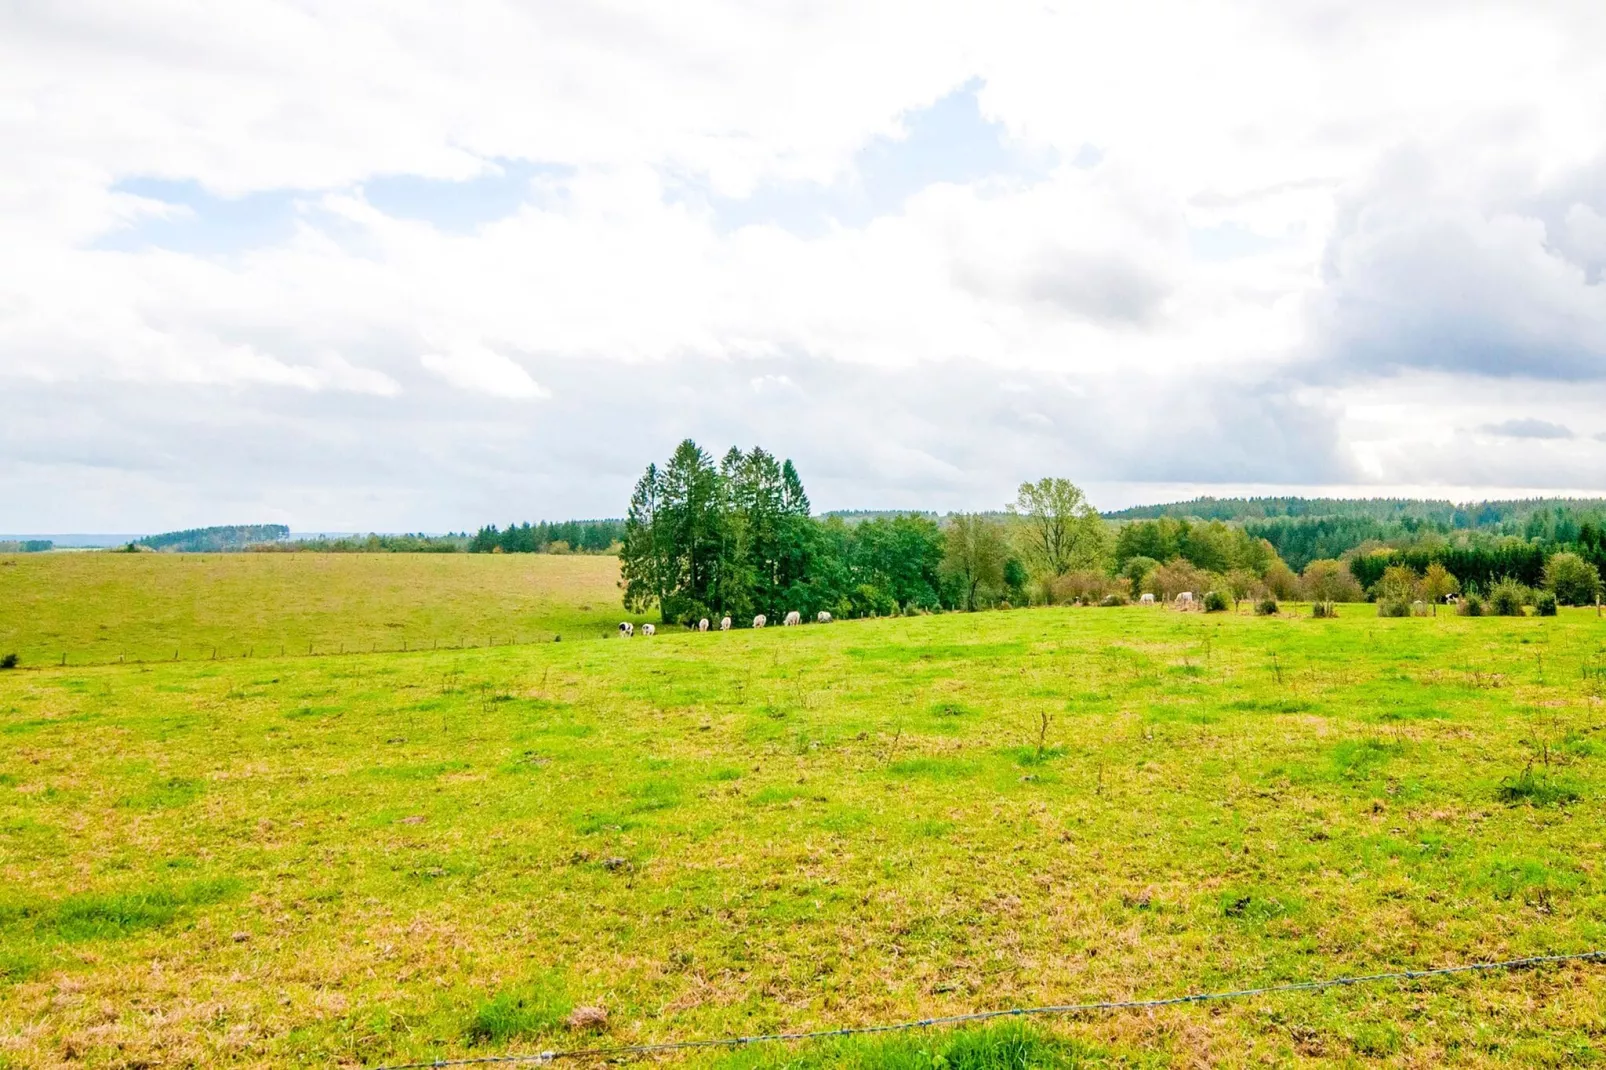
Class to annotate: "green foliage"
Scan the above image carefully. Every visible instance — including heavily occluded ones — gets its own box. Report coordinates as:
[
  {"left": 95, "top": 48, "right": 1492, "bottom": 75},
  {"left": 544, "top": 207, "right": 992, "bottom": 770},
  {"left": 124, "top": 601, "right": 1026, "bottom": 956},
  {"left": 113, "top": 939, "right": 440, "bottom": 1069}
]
[
  {"left": 1488, "top": 579, "right": 1530, "bottom": 617},
  {"left": 1544, "top": 551, "right": 1602, "bottom": 606},
  {"left": 942, "top": 515, "right": 1010, "bottom": 611},
  {"left": 621, "top": 442, "right": 946, "bottom": 624},
  {"left": 138, "top": 525, "right": 289, "bottom": 552},
  {"left": 1010, "top": 478, "right": 1109, "bottom": 581},
  {"left": 0, "top": 654, "right": 15, "bottom": 670},
  {"left": 468, "top": 520, "right": 623, "bottom": 555},
  {"left": 1202, "top": 590, "right": 1229, "bottom": 612},
  {"left": 0, "top": 540, "right": 52, "bottom": 553},
  {"left": 1254, "top": 595, "right": 1278, "bottom": 616},
  {"left": 1377, "top": 600, "right": 1411, "bottom": 617},
  {"left": 1535, "top": 591, "right": 1558, "bottom": 616},
  {"left": 1458, "top": 593, "right": 1485, "bottom": 617}
]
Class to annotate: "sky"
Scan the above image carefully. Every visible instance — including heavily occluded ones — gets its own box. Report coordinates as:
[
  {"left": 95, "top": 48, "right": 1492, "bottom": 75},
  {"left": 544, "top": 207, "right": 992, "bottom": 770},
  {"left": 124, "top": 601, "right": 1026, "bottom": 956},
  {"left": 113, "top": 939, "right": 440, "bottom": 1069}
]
[{"left": 4, "top": 1, "right": 1606, "bottom": 532}]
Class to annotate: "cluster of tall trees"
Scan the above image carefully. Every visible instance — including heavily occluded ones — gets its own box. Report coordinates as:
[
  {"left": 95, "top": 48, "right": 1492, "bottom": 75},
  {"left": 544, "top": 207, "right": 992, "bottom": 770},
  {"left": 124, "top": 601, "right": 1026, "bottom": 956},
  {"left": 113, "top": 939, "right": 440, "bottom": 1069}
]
[
  {"left": 620, "top": 445, "right": 1124, "bottom": 624},
  {"left": 467, "top": 519, "right": 624, "bottom": 554},
  {"left": 137, "top": 524, "right": 290, "bottom": 552}
]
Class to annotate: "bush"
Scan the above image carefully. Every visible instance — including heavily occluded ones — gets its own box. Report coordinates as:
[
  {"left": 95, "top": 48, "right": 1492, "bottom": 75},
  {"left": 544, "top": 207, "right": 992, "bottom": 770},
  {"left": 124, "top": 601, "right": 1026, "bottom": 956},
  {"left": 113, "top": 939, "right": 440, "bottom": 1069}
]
[
  {"left": 1202, "top": 590, "right": 1229, "bottom": 612},
  {"left": 1098, "top": 593, "right": 1127, "bottom": 607},
  {"left": 0, "top": 653, "right": 16, "bottom": 670},
  {"left": 1255, "top": 595, "right": 1279, "bottom": 616},
  {"left": 1535, "top": 591, "right": 1558, "bottom": 616},
  {"left": 1544, "top": 551, "right": 1602, "bottom": 606},
  {"left": 1488, "top": 578, "right": 1529, "bottom": 617},
  {"left": 1311, "top": 601, "right": 1337, "bottom": 618},
  {"left": 1377, "top": 600, "right": 1411, "bottom": 617},
  {"left": 1458, "top": 594, "right": 1485, "bottom": 617}
]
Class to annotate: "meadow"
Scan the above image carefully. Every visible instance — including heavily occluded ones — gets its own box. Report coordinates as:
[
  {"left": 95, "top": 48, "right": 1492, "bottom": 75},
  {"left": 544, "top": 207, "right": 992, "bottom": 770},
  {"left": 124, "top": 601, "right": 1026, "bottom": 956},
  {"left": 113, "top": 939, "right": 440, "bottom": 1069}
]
[
  {"left": 1, "top": 554, "right": 1605, "bottom": 1067},
  {"left": 0, "top": 552, "right": 644, "bottom": 667}
]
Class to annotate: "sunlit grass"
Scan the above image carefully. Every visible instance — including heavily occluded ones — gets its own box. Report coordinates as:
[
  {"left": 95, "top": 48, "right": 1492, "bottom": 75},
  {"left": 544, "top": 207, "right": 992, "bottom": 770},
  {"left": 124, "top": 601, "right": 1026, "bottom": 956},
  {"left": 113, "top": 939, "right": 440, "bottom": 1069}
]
[{"left": 1, "top": 586, "right": 1604, "bottom": 1066}]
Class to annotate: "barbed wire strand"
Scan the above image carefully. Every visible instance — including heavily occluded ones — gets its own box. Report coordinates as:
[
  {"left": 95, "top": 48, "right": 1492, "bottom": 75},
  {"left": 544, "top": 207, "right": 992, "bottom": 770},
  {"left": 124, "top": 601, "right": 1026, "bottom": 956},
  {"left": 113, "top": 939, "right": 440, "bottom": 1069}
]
[{"left": 367, "top": 949, "right": 1605, "bottom": 1069}]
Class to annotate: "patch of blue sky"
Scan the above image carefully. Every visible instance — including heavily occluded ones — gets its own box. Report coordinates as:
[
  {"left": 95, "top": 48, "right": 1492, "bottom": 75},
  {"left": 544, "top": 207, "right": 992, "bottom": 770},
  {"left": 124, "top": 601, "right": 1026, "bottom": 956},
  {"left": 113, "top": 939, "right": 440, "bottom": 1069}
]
[
  {"left": 1188, "top": 222, "right": 1294, "bottom": 261},
  {"left": 94, "top": 178, "right": 303, "bottom": 254},
  {"left": 362, "top": 159, "right": 570, "bottom": 231},
  {"left": 681, "top": 79, "right": 1063, "bottom": 237},
  {"left": 95, "top": 160, "right": 568, "bottom": 255}
]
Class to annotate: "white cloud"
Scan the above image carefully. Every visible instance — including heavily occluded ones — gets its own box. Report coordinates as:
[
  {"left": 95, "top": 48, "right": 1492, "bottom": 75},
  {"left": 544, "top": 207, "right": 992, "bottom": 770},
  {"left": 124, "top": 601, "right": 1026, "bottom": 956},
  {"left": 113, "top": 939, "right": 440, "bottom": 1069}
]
[
  {"left": 420, "top": 343, "right": 547, "bottom": 399},
  {"left": 2, "top": 1, "right": 1606, "bottom": 528}
]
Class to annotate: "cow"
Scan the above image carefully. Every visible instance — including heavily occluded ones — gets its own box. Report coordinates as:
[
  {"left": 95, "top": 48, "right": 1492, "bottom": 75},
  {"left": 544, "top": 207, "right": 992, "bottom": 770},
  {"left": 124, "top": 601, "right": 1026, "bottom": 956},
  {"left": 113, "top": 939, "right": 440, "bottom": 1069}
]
[
  {"left": 642, "top": 623, "right": 656, "bottom": 636},
  {"left": 720, "top": 616, "right": 732, "bottom": 631},
  {"left": 753, "top": 614, "right": 767, "bottom": 629},
  {"left": 784, "top": 610, "right": 802, "bottom": 626},
  {"left": 1445, "top": 594, "right": 1460, "bottom": 605},
  {"left": 1176, "top": 592, "right": 1194, "bottom": 605},
  {"left": 618, "top": 622, "right": 634, "bottom": 637},
  {"left": 817, "top": 611, "right": 832, "bottom": 623},
  {"left": 698, "top": 618, "right": 709, "bottom": 632},
  {"left": 1139, "top": 593, "right": 1156, "bottom": 605}
]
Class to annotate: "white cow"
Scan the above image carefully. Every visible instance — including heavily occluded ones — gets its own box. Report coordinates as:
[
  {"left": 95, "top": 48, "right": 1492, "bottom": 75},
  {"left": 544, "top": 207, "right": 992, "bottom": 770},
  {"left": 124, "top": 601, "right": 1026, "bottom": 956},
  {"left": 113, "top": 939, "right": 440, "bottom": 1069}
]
[
  {"left": 784, "top": 610, "right": 802, "bottom": 626},
  {"left": 642, "top": 623, "right": 655, "bottom": 636},
  {"left": 1176, "top": 591, "right": 1194, "bottom": 605},
  {"left": 753, "top": 614, "right": 767, "bottom": 629},
  {"left": 1445, "top": 594, "right": 1460, "bottom": 605},
  {"left": 720, "top": 616, "right": 732, "bottom": 631},
  {"left": 698, "top": 618, "right": 709, "bottom": 632},
  {"left": 618, "top": 622, "right": 634, "bottom": 637},
  {"left": 1139, "top": 593, "right": 1156, "bottom": 605},
  {"left": 817, "top": 611, "right": 833, "bottom": 623}
]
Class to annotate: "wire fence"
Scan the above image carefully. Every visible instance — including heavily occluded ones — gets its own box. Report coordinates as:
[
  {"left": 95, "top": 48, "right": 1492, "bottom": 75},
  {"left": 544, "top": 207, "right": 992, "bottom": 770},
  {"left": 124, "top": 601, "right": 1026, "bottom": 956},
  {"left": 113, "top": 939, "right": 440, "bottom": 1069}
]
[{"left": 367, "top": 949, "right": 1605, "bottom": 1068}]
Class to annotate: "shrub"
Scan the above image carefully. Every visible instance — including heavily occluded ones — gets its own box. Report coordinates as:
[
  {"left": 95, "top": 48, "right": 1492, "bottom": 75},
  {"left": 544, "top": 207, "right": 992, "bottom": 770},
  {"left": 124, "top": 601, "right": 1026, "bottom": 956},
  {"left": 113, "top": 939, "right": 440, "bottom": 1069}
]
[
  {"left": 1488, "top": 578, "right": 1529, "bottom": 617},
  {"left": 1311, "top": 601, "right": 1338, "bottom": 618},
  {"left": 1202, "top": 590, "right": 1229, "bottom": 612},
  {"left": 1301, "top": 559, "right": 1364, "bottom": 603},
  {"left": 1050, "top": 570, "right": 1127, "bottom": 606},
  {"left": 1535, "top": 591, "right": 1558, "bottom": 617},
  {"left": 0, "top": 653, "right": 15, "bottom": 670},
  {"left": 1098, "top": 593, "right": 1127, "bottom": 607},
  {"left": 1255, "top": 595, "right": 1279, "bottom": 616},
  {"left": 1377, "top": 600, "right": 1410, "bottom": 617},
  {"left": 1544, "top": 551, "right": 1602, "bottom": 606},
  {"left": 1458, "top": 593, "right": 1485, "bottom": 617}
]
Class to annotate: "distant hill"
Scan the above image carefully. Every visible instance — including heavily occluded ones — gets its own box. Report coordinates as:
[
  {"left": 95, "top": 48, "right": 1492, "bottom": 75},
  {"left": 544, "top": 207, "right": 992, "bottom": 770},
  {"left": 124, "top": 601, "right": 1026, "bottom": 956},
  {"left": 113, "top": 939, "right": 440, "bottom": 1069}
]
[
  {"left": 1103, "top": 496, "right": 1606, "bottom": 528},
  {"left": 137, "top": 524, "right": 290, "bottom": 552}
]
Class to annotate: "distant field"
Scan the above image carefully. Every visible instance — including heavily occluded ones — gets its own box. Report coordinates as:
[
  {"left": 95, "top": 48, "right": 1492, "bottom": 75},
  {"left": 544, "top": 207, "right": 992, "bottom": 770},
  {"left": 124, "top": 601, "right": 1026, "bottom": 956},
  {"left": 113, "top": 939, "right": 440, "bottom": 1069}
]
[
  {"left": 0, "top": 552, "right": 644, "bottom": 666},
  {"left": 2, "top": 604, "right": 1604, "bottom": 1067}
]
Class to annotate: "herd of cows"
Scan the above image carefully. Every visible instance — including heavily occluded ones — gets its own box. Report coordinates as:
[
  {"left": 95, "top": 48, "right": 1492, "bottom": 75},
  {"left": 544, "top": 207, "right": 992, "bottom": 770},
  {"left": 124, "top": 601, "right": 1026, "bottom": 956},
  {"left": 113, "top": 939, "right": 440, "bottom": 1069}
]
[{"left": 618, "top": 610, "right": 833, "bottom": 637}]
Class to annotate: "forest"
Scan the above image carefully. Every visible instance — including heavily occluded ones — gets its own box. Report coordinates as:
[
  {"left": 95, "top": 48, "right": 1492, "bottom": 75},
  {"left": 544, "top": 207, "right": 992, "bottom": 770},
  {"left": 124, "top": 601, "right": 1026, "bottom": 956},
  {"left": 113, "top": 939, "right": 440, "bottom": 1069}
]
[{"left": 616, "top": 442, "right": 1606, "bottom": 624}]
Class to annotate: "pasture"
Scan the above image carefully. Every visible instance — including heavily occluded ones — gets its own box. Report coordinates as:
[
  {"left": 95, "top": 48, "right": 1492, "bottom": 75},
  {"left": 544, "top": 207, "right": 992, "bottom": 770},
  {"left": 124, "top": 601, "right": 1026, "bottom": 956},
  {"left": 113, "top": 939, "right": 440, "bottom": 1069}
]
[
  {"left": 2, "top": 556, "right": 1605, "bottom": 1067},
  {"left": 0, "top": 552, "right": 642, "bottom": 667}
]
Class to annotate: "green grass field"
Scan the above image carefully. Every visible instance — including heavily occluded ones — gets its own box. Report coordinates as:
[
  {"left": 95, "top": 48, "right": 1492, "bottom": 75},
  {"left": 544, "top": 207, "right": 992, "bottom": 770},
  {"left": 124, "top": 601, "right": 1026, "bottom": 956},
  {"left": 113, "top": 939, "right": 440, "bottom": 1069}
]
[
  {"left": 2, "top": 555, "right": 1605, "bottom": 1067},
  {"left": 0, "top": 552, "right": 646, "bottom": 667}
]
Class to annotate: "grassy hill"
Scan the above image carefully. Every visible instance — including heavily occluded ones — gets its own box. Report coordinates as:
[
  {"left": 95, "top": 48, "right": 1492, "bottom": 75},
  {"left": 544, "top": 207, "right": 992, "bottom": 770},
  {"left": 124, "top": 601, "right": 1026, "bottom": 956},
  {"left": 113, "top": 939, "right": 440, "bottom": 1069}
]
[
  {"left": 2, "top": 580, "right": 1603, "bottom": 1066},
  {"left": 0, "top": 552, "right": 645, "bottom": 667}
]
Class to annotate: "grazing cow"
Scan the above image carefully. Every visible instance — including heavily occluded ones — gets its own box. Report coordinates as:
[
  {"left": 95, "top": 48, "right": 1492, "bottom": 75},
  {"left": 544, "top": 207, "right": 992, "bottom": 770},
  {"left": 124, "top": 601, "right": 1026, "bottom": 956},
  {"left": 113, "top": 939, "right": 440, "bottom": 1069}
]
[
  {"left": 817, "top": 611, "right": 833, "bottom": 623},
  {"left": 698, "top": 618, "right": 709, "bottom": 632},
  {"left": 720, "top": 616, "right": 732, "bottom": 631},
  {"left": 1445, "top": 594, "right": 1460, "bottom": 605},
  {"left": 642, "top": 623, "right": 656, "bottom": 636},
  {"left": 1176, "top": 591, "right": 1194, "bottom": 605},
  {"left": 784, "top": 610, "right": 802, "bottom": 626},
  {"left": 753, "top": 614, "right": 767, "bottom": 629},
  {"left": 1139, "top": 593, "right": 1156, "bottom": 605},
  {"left": 618, "top": 622, "right": 634, "bottom": 637}
]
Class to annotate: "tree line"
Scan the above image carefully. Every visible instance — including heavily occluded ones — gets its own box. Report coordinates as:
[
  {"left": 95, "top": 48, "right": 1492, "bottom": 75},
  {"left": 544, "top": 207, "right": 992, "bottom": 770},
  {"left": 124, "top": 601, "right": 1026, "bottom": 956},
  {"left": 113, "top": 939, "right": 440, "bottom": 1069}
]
[{"left": 618, "top": 441, "right": 1606, "bottom": 624}]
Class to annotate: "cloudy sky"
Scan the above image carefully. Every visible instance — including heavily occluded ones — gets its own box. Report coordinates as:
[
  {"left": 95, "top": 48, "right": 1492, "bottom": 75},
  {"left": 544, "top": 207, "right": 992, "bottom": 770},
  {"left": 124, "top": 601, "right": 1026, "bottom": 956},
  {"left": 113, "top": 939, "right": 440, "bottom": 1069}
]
[{"left": 5, "top": 0, "right": 1606, "bottom": 532}]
